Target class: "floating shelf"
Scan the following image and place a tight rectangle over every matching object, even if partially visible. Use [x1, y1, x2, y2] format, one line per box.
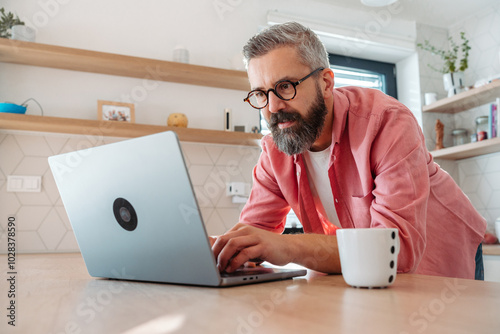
[0, 113, 262, 147]
[423, 80, 500, 114]
[0, 39, 250, 91]
[483, 245, 500, 256]
[431, 137, 500, 160]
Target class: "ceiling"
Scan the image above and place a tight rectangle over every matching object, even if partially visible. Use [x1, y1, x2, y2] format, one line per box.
[314, 0, 498, 28]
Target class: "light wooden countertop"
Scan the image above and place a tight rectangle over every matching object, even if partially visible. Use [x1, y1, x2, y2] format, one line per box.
[2, 253, 500, 334]
[483, 244, 500, 256]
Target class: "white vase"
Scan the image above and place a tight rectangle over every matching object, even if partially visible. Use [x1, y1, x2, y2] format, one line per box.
[443, 72, 464, 97]
[11, 25, 36, 42]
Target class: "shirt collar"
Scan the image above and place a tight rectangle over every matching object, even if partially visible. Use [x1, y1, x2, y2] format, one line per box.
[331, 88, 350, 145]
[292, 88, 349, 164]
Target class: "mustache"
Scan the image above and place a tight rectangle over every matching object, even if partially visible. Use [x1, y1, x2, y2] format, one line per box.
[268, 111, 301, 128]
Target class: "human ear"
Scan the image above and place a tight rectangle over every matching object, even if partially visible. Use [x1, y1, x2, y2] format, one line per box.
[320, 68, 335, 98]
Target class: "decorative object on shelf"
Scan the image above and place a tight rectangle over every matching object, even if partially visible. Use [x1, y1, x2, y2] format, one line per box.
[173, 45, 189, 64]
[11, 24, 35, 42]
[451, 128, 468, 146]
[417, 32, 470, 97]
[424, 92, 437, 105]
[476, 116, 489, 141]
[490, 101, 498, 139]
[483, 231, 499, 245]
[97, 100, 135, 123]
[0, 102, 26, 114]
[0, 7, 24, 39]
[234, 125, 245, 132]
[251, 126, 260, 134]
[224, 108, 232, 131]
[470, 133, 477, 143]
[0, 98, 44, 115]
[434, 119, 444, 150]
[442, 71, 464, 97]
[167, 113, 188, 127]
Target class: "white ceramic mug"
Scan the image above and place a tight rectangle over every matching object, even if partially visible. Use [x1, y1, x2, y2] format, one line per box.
[173, 45, 189, 64]
[337, 228, 400, 288]
[424, 92, 437, 105]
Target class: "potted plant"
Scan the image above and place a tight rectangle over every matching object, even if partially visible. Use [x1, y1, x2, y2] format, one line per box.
[417, 32, 471, 97]
[0, 8, 25, 38]
[0, 7, 34, 41]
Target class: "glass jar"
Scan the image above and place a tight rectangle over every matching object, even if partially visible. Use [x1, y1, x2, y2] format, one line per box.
[451, 128, 468, 146]
[475, 116, 489, 141]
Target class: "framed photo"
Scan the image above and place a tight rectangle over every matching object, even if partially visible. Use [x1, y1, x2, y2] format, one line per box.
[97, 100, 135, 123]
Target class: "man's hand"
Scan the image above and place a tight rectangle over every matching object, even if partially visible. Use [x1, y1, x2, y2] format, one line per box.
[212, 223, 293, 273]
[208, 236, 217, 247]
[212, 223, 342, 274]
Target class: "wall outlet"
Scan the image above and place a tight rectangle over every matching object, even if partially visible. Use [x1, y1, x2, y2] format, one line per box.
[226, 182, 250, 197]
[7, 175, 42, 192]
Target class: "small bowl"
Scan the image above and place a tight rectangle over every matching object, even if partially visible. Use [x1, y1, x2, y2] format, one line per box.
[0, 103, 27, 114]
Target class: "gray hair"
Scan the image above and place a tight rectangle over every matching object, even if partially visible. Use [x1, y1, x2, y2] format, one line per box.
[242, 22, 330, 70]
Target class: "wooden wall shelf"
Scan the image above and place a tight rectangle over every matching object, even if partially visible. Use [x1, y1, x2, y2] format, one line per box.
[0, 39, 250, 91]
[423, 80, 500, 114]
[0, 113, 263, 147]
[483, 245, 500, 256]
[431, 137, 500, 160]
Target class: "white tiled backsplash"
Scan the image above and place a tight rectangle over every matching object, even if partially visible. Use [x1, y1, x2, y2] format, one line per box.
[0, 130, 261, 253]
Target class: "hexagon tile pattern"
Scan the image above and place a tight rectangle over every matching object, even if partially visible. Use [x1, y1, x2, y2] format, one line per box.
[0, 130, 260, 254]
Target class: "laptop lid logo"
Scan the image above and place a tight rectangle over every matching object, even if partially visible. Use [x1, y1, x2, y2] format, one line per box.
[113, 198, 138, 231]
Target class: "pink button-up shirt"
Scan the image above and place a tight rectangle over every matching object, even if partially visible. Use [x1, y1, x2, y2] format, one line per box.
[240, 86, 486, 279]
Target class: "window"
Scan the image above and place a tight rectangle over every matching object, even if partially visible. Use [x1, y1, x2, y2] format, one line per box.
[329, 54, 397, 99]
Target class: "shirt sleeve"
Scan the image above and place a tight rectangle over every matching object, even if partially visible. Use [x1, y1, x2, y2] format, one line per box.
[239, 137, 291, 233]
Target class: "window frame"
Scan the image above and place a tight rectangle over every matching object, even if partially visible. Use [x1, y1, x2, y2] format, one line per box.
[328, 54, 398, 99]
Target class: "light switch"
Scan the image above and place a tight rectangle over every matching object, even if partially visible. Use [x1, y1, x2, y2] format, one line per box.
[226, 182, 250, 196]
[7, 175, 42, 192]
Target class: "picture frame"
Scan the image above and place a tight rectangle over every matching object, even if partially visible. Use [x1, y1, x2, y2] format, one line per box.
[97, 100, 135, 123]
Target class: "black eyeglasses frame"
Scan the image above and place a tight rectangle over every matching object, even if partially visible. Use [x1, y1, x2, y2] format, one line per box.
[243, 67, 325, 109]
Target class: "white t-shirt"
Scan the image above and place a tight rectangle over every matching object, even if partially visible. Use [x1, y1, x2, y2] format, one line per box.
[302, 146, 340, 227]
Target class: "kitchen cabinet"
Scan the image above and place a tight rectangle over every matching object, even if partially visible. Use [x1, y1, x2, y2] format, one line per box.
[0, 39, 261, 146]
[427, 80, 500, 160]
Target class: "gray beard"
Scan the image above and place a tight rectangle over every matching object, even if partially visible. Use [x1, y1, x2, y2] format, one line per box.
[268, 88, 327, 156]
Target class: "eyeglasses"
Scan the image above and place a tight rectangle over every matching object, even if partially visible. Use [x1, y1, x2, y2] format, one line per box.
[243, 67, 324, 109]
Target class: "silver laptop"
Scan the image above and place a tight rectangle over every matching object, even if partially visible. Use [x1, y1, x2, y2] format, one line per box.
[48, 131, 306, 287]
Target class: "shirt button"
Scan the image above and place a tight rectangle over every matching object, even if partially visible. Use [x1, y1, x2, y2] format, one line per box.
[335, 198, 338, 203]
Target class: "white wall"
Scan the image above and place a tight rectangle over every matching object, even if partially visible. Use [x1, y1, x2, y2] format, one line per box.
[1, 0, 272, 130]
[1, 0, 422, 131]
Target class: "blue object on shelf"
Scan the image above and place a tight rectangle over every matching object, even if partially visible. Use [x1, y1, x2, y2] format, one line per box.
[0, 103, 27, 114]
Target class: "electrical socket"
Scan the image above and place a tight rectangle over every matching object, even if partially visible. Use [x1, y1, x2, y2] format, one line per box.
[7, 175, 42, 192]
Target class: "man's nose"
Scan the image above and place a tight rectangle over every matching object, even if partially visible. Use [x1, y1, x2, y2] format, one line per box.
[267, 90, 286, 113]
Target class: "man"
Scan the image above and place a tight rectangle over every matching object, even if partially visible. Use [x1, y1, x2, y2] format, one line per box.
[212, 22, 486, 279]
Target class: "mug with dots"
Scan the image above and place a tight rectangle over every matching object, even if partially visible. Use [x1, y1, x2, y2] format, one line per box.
[337, 228, 400, 288]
